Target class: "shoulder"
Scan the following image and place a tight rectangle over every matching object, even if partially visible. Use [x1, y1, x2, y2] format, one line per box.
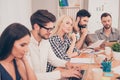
[49, 35, 58, 41]
[112, 28, 119, 32]
[95, 28, 103, 34]
[41, 39, 50, 46]
[49, 35, 59, 44]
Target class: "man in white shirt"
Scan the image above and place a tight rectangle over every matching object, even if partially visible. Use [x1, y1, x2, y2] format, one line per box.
[27, 9, 81, 80]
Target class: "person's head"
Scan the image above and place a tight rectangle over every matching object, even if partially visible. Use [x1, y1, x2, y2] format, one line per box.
[76, 9, 91, 29]
[30, 9, 56, 39]
[101, 13, 112, 29]
[52, 15, 73, 35]
[0, 23, 31, 60]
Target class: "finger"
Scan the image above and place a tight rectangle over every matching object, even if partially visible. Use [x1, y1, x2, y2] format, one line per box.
[74, 71, 82, 78]
[76, 17, 80, 22]
[71, 71, 81, 78]
[74, 67, 80, 71]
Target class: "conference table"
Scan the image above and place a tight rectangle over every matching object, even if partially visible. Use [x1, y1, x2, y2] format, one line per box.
[74, 43, 120, 80]
[76, 53, 120, 80]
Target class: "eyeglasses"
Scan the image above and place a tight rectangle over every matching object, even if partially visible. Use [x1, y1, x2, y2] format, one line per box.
[37, 23, 55, 32]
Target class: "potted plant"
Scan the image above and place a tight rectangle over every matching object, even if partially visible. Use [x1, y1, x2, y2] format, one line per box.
[111, 43, 120, 60]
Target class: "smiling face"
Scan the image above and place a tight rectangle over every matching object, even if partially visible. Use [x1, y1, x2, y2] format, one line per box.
[11, 35, 30, 59]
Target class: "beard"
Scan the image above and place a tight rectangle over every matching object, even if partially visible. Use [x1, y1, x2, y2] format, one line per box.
[38, 32, 49, 40]
[104, 25, 111, 29]
[78, 23, 87, 29]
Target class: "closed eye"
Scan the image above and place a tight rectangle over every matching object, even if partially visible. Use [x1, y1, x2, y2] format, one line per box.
[20, 43, 28, 47]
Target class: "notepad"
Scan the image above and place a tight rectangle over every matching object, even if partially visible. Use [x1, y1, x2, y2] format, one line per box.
[70, 58, 95, 64]
[102, 77, 111, 80]
[112, 66, 120, 75]
[104, 73, 113, 77]
[88, 40, 105, 49]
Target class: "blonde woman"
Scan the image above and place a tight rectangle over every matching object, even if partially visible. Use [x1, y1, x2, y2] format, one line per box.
[47, 15, 81, 72]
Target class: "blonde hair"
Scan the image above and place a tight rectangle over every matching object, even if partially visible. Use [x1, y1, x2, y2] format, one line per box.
[51, 15, 74, 36]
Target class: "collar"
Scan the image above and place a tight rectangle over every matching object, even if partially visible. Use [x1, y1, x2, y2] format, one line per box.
[100, 28, 116, 34]
[30, 33, 40, 46]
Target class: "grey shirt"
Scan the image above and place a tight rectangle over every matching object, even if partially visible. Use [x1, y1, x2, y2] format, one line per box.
[95, 28, 120, 42]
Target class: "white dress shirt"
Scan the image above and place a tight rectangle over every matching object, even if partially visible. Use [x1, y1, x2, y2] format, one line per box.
[26, 34, 67, 80]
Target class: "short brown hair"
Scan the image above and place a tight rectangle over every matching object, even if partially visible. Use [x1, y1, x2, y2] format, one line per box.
[101, 13, 112, 19]
[30, 10, 56, 29]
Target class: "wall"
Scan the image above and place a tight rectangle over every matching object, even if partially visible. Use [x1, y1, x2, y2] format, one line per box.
[32, 0, 84, 19]
[119, 1, 120, 33]
[0, 0, 32, 34]
[58, 0, 84, 19]
[0, 0, 119, 34]
[87, 0, 119, 33]
[32, 0, 58, 18]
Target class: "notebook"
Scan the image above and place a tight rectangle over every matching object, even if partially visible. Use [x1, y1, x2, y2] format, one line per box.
[88, 40, 105, 49]
[70, 58, 95, 64]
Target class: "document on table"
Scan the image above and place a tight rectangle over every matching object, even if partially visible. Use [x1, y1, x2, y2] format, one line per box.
[88, 40, 105, 49]
[81, 48, 94, 54]
[70, 58, 95, 64]
[112, 66, 120, 75]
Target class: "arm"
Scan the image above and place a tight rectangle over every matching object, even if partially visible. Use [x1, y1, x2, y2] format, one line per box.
[76, 28, 88, 49]
[49, 36, 70, 60]
[35, 70, 61, 80]
[48, 41, 67, 67]
[26, 45, 62, 80]
[16, 59, 27, 80]
[16, 56, 37, 80]
[67, 33, 76, 55]
[22, 56, 37, 80]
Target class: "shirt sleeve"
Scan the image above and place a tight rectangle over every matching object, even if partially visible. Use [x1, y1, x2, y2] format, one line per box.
[35, 70, 61, 80]
[26, 51, 62, 80]
[47, 40, 67, 67]
[49, 36, 70, 60]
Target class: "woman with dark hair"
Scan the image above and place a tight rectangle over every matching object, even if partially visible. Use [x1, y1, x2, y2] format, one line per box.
[0, 23, 37, 80]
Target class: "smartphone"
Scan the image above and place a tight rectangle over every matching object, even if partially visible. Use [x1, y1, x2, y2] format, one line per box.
[69, 70, 86, 80]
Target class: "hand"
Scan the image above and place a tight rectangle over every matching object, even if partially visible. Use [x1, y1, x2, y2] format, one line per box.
[80, 28, 88, 37]
[68, 52, 79, 58]
[70, 33, 77, 43]
[74, 17, 80, 27]
[15, 56, 26, 66]
[74, 17, 80, 32]
[21, 55, 27, 62]
[65, 61, 81, 70]
[55, 67, 82, 79]
[61, 68, 82, 78]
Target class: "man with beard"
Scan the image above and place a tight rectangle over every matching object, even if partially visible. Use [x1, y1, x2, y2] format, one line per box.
[95, 13, 120, 42]
[73, 9, 91, 49]
[27, 9, 81, 80]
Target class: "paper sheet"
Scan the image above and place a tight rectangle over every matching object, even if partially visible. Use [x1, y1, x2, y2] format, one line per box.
[70, 58, 95, 64]
[81, 48, 94, 54]
[112, 66, 120, 75]
[88, 40, 105, 48]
